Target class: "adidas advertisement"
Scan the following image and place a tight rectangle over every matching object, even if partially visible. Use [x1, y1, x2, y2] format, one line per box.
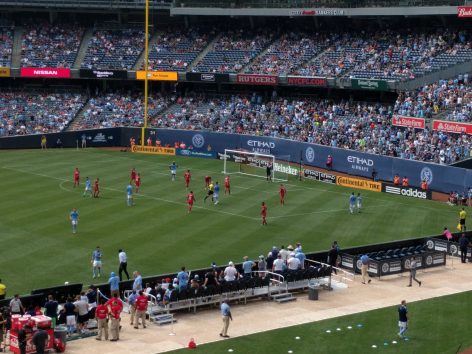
[382, 184, 432, 200]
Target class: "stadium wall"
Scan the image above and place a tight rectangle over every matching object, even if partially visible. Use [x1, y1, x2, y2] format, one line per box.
[2, 127, 471, 193]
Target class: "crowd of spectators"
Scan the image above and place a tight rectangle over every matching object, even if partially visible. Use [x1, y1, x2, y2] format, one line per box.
[21, 23, 83, 68]
[0, 26, 13, 68]
[81, 28, 145, 70]
[0, 92, 86, 136]
[395, 73, 472, 121]
[192, 28, 274, 73]
[144, 28, 214, 72]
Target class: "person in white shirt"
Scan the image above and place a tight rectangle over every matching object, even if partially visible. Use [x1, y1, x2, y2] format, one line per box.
[287, 253, 301, 271]
[278, 245, 289, 262]
[118, 249, 130, 281]
[224, 262, 239, 282]
[272, 254, 285, 274]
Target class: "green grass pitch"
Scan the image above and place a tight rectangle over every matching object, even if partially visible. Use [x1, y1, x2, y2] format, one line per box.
[0, 148, 460, 295]
[167, 290, 472, 354]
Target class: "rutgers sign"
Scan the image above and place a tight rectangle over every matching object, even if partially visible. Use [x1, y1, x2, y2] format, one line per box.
[458, 6, 472, 17]
[433, 120, 472, 135]
[236, 74, 278, 86]
[392, 115, 425, 129]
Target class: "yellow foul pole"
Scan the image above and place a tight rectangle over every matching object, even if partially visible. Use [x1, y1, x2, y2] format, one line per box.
[141, 0, 149, 147]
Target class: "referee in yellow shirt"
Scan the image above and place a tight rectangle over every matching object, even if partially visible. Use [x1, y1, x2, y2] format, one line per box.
[204, 182, 214, 203]
[459, 207, 467, 232]
[0, 279, 6, 300]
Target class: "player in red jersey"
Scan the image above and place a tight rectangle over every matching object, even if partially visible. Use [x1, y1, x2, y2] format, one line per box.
[279, 184, 286, 206]
[184, 170, 191, 190]
[261, 202, 267, 225]
[93, 178, 100, 198]
[73, 168, 80, 187]
[130, 168, 137, 184]
[204, 175, 211, 188]
[187, 191, 195, 213]
[135, 173, 141, 193]
[224, 175, 231, 195]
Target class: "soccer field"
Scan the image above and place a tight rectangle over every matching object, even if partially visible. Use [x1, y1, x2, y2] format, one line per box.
[0, 148, 459, 295]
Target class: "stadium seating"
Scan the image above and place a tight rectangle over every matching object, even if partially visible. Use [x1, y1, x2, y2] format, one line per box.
[81, 27, 145, 70]
[21, 22, 83, 68]
[0, 25, 13, 68]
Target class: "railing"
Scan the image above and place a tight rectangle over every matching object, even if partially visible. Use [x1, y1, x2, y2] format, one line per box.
[175, 0, 465, 8]
[306, 259, 354, 287]
[0, 0, 172, 9]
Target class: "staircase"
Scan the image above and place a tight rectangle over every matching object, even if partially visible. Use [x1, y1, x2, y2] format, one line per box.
[133, 32, 160, 70]
[238, 37, 278, 74]
[65, 99, 90, 131]
[270, 291, 297, 303]
[186, 33, 222, 72]
[73, 28, 94, 69]
[11, 27, 24, 68]
[149, 313, 177, 326]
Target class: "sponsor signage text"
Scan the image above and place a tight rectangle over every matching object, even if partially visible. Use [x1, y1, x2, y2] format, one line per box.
[236, 74, 278, 86]
[136, 71, 178, 81]
[287, 76, 327, 87]
[186, 72, 230, 83]
[20, 67, 71, 78]
[382, 184, 432, 200]
[303, 169, 336, 184]
[131, 145, 176, 155]
[458, 6, 472, 17]
[176, 149, 216, 159]
[433, 120, 472, 135]
[289, 9, 345, 16]
[336, 176, 381, 192]
[80, 69, 127, 79]
[351, 78, 388, 91]
[0, 67, 10, 77]
[392, 115, 425, 129]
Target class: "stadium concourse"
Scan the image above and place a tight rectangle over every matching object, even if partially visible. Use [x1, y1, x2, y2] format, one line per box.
[62, 260, 472, 354]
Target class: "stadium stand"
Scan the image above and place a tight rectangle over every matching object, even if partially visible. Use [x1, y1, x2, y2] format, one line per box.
[0, 92, 86, 136]
[81, 27, 145, 70]
[143, 28, 214, 71]
[20, 22, 84, 68]
[0, 25, 13, 68]
[192, 28, 275, 73]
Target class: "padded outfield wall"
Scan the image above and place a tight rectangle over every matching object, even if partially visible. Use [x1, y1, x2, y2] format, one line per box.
[1, 127, 472, 194]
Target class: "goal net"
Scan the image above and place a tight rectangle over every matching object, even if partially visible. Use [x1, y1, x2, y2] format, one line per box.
[222, 149, 294, 182]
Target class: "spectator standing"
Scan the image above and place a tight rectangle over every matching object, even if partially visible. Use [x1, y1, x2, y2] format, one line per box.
[108, 272, 120, 298]
[203, 267, 220, 294]
[132, 271, 142, 291]
[9, 294, 24, 315]
[398, 300, 408, 339]
[272, 254, 285, 275]
[32, 328, 48, 354]
[278, 246, 289, 263]
[328, 244, 339, 274]
[134, 291, 148, 329]
[73, 295, 89, 333]
[177, 266, 190, 291]
[295, 249, 306, 270]
[459, 233, 470, 263]
[128, 290, 137, 326]
[118, 249, 130, 281]
[0, 279, 6, 299]
[44, 295, 58, 328]
[287, 252, 300, 272]
[219, 300, 232, 338]
[63, 297, 76, 336]
[360, 254, 371, 284]
[242, 256, 255, 278]
[95, 299, 108, 341]
[106, 294, 123, 341]
[257, 255, 266, 276]
[17, 325, 31, 354]
[224, 262, 239, 283]
[407, 257, 422, 287]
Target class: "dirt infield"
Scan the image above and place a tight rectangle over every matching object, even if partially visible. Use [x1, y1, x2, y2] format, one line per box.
[61, 258, 472, 354]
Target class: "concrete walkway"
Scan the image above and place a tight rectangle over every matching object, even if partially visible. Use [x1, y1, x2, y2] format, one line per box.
[64, 258, 472, 354]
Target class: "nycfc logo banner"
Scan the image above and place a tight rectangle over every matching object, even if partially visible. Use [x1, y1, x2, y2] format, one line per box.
[420, 167, 433, 185]
[192, 134, 205, 149]
[305, 147, 315, 163]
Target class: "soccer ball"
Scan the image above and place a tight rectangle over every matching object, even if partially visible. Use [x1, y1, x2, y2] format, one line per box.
[64, 281, 69, 285]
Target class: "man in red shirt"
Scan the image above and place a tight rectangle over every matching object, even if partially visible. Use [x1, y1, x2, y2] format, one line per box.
[130, 168, 137, 184]
[73, 168, 80, 188]
[134, 291, 148, 329]
[261, 202, 267, 225]
[106, 294, 123, 341]
[135, 173, 141, 193]
[184, 170, 191, 190]
[204, 176, 211, 188]
[402, 176, 409, 187]
[93, 178, 100, 198]
[224, 176, 231, 195]
[187, 191, 195, 213]
[280, 184, 286, 206]
[95, 299, 108, 341]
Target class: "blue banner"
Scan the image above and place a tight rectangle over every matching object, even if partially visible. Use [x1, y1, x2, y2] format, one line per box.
[176, 149, 216, 159]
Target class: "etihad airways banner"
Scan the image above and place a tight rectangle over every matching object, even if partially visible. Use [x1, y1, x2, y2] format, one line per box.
[20, 68, 71, 78]
[433, 120, 472, 135]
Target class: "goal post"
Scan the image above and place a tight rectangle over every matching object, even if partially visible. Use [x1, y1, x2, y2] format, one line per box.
[222, 149, 294, 182]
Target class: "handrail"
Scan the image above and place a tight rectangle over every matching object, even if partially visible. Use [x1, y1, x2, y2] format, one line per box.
[306, 259, 355, 284]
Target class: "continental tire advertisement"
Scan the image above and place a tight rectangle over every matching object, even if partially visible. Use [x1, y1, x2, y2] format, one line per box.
[131, 145, 175, 155]
[336, 176, 381, 192]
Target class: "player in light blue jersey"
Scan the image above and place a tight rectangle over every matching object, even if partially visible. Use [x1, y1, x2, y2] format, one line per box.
[92, 246, 102, 278]
[349, 192, 357, 214]
[70, 208, 79, 234]
[126, 183, 134, 206]
[213, 182, 220, 205]
[356, 193, 362, 213]
[169, 162, 178, 181]
[83, 177, 92, 197]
